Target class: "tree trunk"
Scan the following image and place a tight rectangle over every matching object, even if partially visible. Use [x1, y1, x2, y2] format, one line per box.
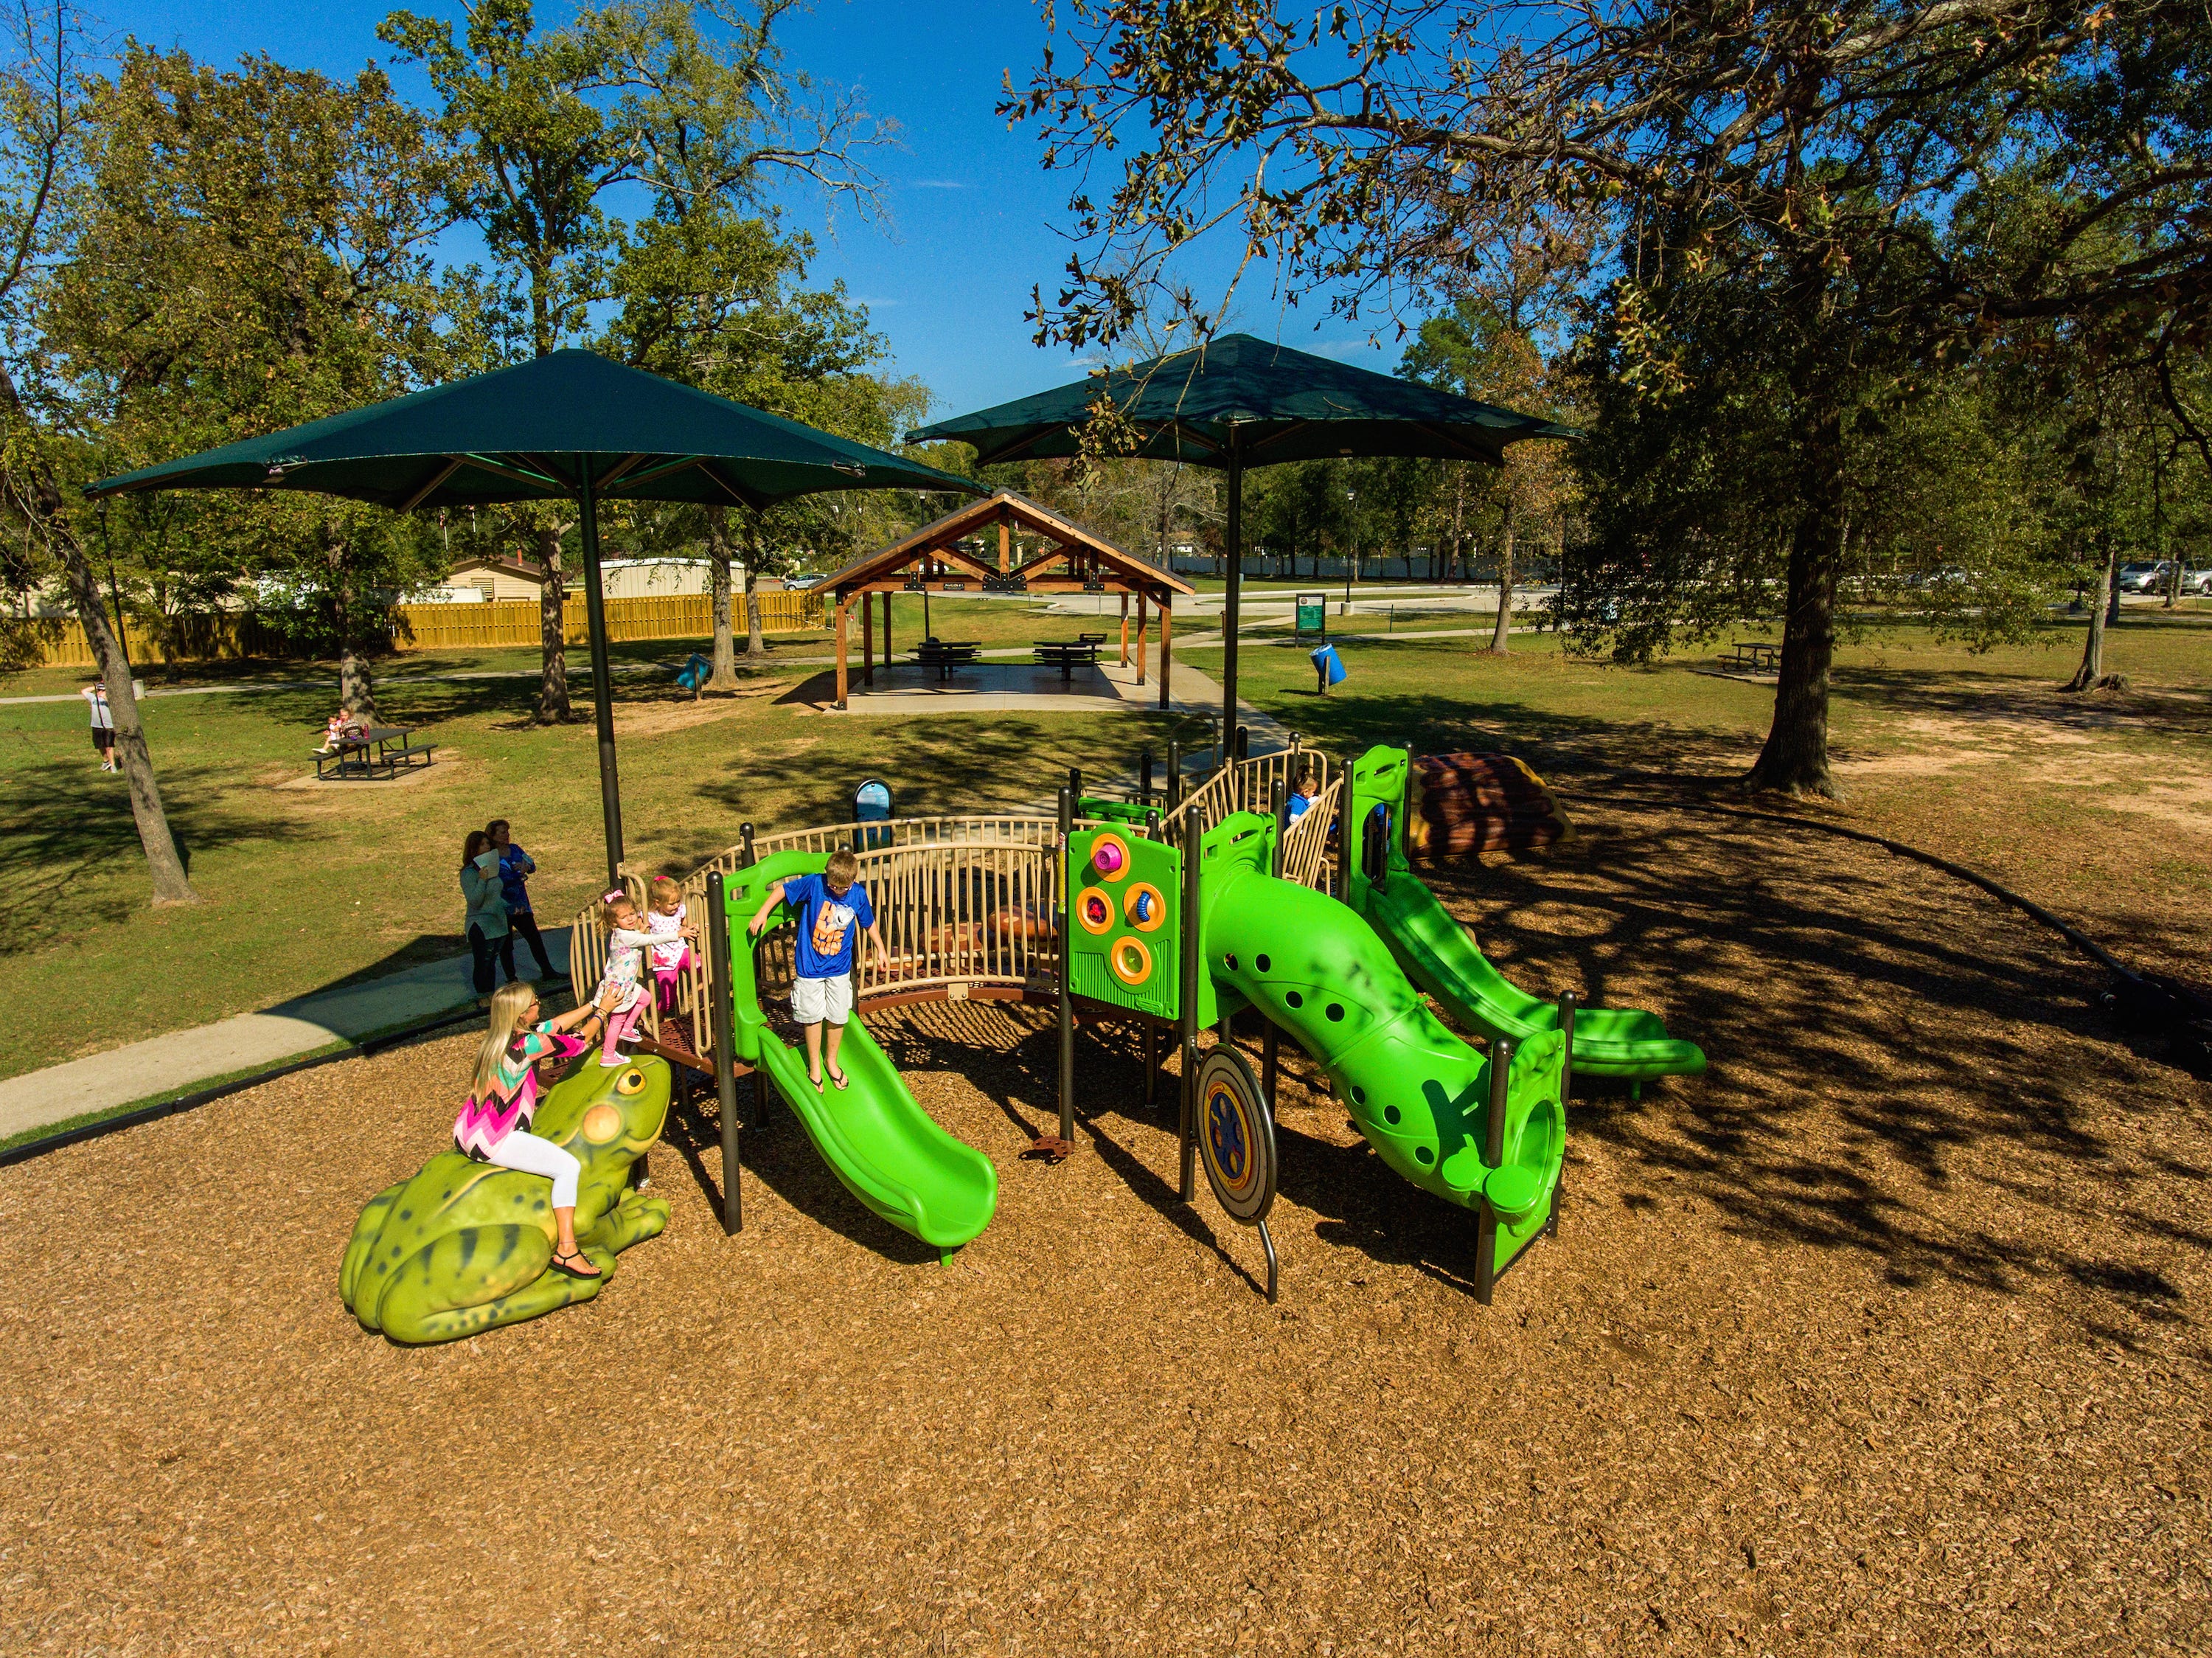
[62, 513, 198, 903]
[3, 368, 195, 901]
[1489, 494, 1517, 653]
[1745, 406, 1846, 797]
[2064, 535, 2118, 691]
[327, 520, 377, 724]
[706, 506, 739, 690]
[1449, 467, 1467, 583]
[534, 524, 571, 722]
[744, 565, 765, 656]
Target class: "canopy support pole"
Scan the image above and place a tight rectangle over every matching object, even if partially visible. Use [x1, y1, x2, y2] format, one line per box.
[835, 597, 849, 710]
[577, 461, 625, 887]
[863, 591, 874, 687]
[1159, 598, 1172, 710]
[1135, 590, 1148, 684]
[1222, 435, 1243, 743]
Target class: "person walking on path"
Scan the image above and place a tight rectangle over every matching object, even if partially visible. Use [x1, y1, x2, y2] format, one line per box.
[487, 819, 555, 980]
[82, 680, 116, 772]
[460, 829, 516, 998]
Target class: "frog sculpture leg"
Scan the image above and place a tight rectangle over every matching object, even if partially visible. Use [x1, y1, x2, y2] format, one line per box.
[340, 1056, 672, 1345]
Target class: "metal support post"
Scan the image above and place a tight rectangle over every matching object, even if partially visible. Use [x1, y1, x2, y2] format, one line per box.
[1140, 747, 1155, 808]
[1178, 803, 1203, 1201]
[706, 872, 741, 1234]
[1057, 786, 1075, 1145]
[1166, 739, 1183, 811]
[577, 462, 625, 887]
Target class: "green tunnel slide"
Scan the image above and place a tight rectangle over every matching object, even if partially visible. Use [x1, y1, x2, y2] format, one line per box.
[1344, 746, 1708, 1081]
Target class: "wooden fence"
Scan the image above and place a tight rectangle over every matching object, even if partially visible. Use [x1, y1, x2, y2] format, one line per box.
[2, 590, 827, 669]
[393, 592, 824, 652]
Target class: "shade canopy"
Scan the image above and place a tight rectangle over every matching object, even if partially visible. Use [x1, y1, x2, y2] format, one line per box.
[908, 332, 1576, 469]
[87, 349, 981, 510]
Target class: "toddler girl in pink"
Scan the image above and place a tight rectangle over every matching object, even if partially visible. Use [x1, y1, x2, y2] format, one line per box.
[644, 875, 698, 1014]
[592, 890, 660, 1067]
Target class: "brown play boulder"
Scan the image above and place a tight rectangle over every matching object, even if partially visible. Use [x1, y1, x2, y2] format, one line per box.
[1408, 752, 1572, 859]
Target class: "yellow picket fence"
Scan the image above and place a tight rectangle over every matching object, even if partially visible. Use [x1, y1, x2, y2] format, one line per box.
[392, 592, 825, 651]
[2, 591, 826, 667]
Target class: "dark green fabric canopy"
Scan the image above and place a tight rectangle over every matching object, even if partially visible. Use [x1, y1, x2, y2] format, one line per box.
[908, 332, 1576, 468]
[911, 331, 1575, 743]
[87, 350, 981, 887]
[88, 349, 981, 509]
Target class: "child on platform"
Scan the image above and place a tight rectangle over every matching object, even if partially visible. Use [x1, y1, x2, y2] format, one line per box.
[746, 847, 888, 1092]
[591, 889, 661, 1068]
[1285, 762, 1321, 821]
[644, 875, 698, 1013]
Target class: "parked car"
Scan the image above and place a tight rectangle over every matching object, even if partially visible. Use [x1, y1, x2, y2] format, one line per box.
[2115, 560, 2175, 594]
[2185, 566, 2212, 596]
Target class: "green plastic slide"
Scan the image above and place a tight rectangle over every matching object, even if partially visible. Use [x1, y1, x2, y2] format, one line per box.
[721, 853, 998, 1254]
[1198, 816, 1563, 1265]
[1345, 747, 1707, 1081]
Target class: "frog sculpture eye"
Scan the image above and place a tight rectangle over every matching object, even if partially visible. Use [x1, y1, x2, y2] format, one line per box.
[615, 1069, 647, 1097]
[581, 1103, 624, 1144]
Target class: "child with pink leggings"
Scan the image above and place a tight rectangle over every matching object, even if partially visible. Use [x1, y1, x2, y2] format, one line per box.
[644, 875, 698, 1014]
[591, 890, 659, 1066]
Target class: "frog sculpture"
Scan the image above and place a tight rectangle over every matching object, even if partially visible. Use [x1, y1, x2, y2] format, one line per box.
[340, 1053, 672, 1344]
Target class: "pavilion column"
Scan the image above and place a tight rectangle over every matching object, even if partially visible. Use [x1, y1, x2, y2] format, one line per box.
[835, 595, 849, 710]
[863, 591, 874, 687]
[1135, 591, 1148, 684]
[885, 589, 894, 671]
[1119, 593, 1130, 665]
[1158, 599, 1172, 710]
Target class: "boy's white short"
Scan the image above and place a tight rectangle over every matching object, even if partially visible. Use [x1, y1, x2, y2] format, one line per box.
[792, 974, 853, 1026]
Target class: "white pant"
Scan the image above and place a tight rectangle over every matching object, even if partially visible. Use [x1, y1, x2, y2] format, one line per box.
[486, 1128, 582, 1210]
[792, 973, 853, 1025]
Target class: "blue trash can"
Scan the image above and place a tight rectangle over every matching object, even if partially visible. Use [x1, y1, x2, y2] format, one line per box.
[1310, 643, 1346, 690]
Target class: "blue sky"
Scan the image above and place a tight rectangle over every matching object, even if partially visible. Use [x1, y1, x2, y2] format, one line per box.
[91, 0, 1406, 420]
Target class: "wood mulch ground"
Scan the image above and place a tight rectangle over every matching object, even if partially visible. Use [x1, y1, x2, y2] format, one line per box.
[2, 796, 2207, 1655]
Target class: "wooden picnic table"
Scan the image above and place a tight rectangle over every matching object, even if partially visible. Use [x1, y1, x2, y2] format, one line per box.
[1034, 639, 1104, 682]
[910, 639, 983, 682]
[315, 723, 437, 781]
[1728, 642, 1781, 673]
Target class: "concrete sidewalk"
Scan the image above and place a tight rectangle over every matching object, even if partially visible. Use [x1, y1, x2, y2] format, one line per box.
[0, 929, 571, 1144]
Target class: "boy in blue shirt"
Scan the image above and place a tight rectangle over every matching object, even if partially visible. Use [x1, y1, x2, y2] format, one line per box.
[746, 847, 888, 1090]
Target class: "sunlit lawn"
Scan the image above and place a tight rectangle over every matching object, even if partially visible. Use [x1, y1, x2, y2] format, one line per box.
[4, 606, 2205, 1081]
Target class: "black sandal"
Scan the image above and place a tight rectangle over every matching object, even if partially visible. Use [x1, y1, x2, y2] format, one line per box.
[826, 1066, 849, 1090]
[549, 1248, 602, 1281]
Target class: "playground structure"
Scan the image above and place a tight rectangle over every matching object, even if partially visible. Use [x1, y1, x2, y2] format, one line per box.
[567, 738, 1708, 1305]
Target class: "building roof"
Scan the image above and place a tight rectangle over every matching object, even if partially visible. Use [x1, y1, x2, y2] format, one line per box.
[807, 490, 1195, 599]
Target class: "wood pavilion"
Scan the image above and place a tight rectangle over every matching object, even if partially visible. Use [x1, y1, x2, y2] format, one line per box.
[809, 490, 1197, 710]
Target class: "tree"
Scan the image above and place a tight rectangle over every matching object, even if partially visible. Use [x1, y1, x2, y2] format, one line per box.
[0, 1, 193, 901]
[1009, 0, 2211, 795]
[385, 0, 886, 717]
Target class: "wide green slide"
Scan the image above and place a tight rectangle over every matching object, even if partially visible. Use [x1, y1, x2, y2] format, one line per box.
[1200, 816, 1564, 1263]
[721, 852, 998, 1253]
[1346, 747, 1707, 1081]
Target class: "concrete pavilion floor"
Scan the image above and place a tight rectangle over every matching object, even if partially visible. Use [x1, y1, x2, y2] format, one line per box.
[804, 656, 1212, 717]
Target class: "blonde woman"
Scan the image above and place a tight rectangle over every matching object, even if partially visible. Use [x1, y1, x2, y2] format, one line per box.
[452, 981, 615, 1280]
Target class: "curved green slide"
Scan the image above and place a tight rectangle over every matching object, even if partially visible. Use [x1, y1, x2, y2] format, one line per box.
[720, 852, 997, 1253]
[1345, 747, 1706, 1081]
[1197, 815, 1565, 1266]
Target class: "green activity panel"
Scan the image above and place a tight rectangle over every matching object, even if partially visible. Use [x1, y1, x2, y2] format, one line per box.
[1065, 825, 1180, 1021]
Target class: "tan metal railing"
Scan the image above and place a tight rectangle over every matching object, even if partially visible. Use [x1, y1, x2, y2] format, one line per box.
[1160, 745, 1333, 839]
[1281, 775, 1342, 891]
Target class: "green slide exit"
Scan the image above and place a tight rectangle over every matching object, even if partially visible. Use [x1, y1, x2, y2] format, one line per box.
[1346, 747, 1707, 1081]
[721, 853, 998, 1252]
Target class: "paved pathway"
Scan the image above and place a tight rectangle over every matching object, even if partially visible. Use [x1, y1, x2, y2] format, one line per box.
[0, 931, 571, 1144]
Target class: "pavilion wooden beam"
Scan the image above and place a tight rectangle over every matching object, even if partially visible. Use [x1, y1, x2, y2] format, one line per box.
[1119, 593, 1129, 665]
[835, 595, 849, 710]
[999, 519, 1010, 573]
[1136, 590, 1148, 685]
[863, 590, 874, 687]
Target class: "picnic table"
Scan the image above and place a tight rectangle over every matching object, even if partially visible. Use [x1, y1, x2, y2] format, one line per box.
[910, 639, 983, 681]
[1727, 642, 1781, 674]
[1033, 637, 1106, 683]
[314, 724, 437, 781]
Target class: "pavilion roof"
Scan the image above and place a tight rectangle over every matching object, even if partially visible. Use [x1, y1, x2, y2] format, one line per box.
[807, 489, 1195, 599]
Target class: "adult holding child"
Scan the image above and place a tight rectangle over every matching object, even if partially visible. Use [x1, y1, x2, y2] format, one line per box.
[486, 819, 556, 981]
[459, 828, 516, 998]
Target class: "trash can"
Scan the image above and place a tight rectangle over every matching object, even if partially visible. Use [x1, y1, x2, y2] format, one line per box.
[1310, 642, 1346, 693]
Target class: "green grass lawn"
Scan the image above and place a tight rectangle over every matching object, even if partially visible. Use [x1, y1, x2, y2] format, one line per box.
[4, 606, 2205, 1083]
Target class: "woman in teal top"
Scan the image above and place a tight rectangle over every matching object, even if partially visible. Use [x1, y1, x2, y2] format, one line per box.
[459, 829, 516, 996]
